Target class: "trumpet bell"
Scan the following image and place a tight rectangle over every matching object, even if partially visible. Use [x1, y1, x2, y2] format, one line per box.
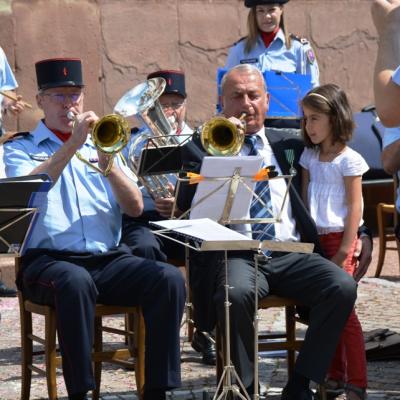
[92, 114, 130, 154]
[200, 116, 244, 156]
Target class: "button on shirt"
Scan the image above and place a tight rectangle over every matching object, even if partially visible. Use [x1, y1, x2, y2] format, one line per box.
[4, 120, 138, 253]
[225, 29, 320, 88]
[241, 129, 299, 242]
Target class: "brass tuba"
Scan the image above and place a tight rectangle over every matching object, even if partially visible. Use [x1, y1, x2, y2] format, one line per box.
[199, 114, 246, 156]
[125, 77, 180, 199]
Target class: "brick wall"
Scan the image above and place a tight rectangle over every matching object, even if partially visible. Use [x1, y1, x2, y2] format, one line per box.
[0, 0, 378, 132]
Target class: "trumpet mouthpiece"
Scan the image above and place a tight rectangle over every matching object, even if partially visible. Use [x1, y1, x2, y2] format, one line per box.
[67, 111, 76, 121]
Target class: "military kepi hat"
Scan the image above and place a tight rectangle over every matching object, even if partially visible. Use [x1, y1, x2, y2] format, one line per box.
[35, 58, 84, 91]
[147, 70, 186, 98]
[245, 0, 289, 7]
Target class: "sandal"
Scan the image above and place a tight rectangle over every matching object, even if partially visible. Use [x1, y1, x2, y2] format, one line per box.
[345, 384, 368, 400]
[324, 378, 345, 398]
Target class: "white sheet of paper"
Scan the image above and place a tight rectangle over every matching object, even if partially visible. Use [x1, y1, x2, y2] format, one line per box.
[189, 156, 263, 221]
[150, 218, 254, 243]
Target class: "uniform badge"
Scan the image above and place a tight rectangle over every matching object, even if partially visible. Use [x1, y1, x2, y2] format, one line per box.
[29, 153, 50, 162]
[240, 58, 258, 65]
[306, 49, 315, 65]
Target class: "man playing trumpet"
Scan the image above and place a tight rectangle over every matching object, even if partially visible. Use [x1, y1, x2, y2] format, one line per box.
[178, 64, 372, 399]
[3, 58, 185, 400]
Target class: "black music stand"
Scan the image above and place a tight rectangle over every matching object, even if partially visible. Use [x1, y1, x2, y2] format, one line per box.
[0, 174, 51, 255]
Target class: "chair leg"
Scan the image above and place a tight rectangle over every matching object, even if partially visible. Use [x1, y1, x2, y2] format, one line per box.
[45, 309, 58, 400]
[375, 237, 386, 277]
[92, 316, 102, 400]
[285, 306, 296, 379]
[135, 310, 145, 400]
[375, 205, 386, 277]
[19, 303, 32, 400]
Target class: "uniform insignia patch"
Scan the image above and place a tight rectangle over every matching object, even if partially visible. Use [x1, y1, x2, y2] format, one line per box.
[240, 58, 258, 64]
[306, 49, 315, 65]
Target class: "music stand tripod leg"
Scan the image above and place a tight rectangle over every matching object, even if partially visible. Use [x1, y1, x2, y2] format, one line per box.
[253, 252, 270, 400]
[213, 251, 250, 400]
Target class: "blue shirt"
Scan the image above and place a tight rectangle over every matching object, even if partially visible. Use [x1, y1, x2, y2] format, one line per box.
[225, 29, 320, 87]
[4, 120, 138, 253]
[383, 126, 400, 212]
[0, 47, 18, 120]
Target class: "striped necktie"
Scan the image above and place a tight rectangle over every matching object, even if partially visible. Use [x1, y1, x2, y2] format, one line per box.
[244, 135, 276, 242]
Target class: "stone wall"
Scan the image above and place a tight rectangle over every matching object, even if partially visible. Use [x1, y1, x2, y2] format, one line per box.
[0, 0, 378, 132]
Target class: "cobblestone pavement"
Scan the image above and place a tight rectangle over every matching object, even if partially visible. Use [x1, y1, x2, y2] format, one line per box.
[0, 239, 399, 399]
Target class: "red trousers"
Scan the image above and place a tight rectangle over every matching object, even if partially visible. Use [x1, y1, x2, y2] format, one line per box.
[319, 232, 367, 388]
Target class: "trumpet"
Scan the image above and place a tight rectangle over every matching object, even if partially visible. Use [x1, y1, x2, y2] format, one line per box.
[199, 113, 246, 156]
[67, 111, 130, 155]
[67, 94, 132, 176]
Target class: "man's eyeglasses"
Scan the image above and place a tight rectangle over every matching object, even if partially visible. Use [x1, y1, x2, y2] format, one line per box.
[42, 92, 83, 104]
[160, 101, 185, 110]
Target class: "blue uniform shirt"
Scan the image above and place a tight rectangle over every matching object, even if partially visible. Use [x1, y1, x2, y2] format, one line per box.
[225, 29, 320, 87]
[392, 65, 400, 86]
[4, 120, 138, 253]
[0, 46, 18, 120]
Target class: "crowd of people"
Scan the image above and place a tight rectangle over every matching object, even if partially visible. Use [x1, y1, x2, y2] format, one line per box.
[0, 0, 399, 400]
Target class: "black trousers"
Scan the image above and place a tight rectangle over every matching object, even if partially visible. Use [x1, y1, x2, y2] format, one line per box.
[193, 250, 357, 387]
[121, 215, 185, 263]
[19, 245, 186, 396]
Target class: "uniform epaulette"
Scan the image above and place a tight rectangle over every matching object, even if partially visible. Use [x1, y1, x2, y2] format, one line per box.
[233, 36, 247, 46]
[290, 33, 309, 45]
[0, 131, 30, 145]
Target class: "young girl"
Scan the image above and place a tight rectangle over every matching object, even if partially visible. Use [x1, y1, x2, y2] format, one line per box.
[299, 84, 369, 400]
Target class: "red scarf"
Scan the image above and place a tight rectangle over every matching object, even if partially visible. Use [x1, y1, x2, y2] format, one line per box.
[49, 128, 71, 143]
[260, 26, 280, 48]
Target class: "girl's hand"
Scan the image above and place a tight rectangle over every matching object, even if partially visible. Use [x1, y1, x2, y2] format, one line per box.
[330, 251, 347, 269]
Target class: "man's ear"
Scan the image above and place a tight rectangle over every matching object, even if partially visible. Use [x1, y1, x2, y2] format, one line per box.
[36, 93, 43, 110]
[264, 92, 271, 113]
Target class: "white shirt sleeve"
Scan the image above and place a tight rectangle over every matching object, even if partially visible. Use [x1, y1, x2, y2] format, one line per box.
[341, 151, 369, 176]
[299, 147, 312, 169]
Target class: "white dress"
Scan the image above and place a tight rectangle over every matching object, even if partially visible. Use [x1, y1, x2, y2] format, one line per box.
[299, 146, 369, 234]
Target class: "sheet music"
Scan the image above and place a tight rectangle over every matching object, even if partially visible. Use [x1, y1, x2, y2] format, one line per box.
[190, 156, 263, 221]
[150, 218, 254, 243]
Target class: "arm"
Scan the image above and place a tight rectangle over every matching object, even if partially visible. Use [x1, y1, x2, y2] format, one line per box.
[300, 167, 309, 208]
[372, 0, 400, 126]
[331, 175, 363, 268]
[98, 152, 143, 218]
[382, 137, 400, 174]
[29, 111, 96, 182]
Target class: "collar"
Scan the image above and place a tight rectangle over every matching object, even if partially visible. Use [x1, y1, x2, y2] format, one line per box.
[32, 119, 94, 148]
[257, 28, 285, 48]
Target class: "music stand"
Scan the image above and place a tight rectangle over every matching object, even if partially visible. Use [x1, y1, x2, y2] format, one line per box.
[151, 156, 309, 400]
[0, 174, 52, 256]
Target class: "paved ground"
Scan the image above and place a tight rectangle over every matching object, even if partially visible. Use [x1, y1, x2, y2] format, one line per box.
[0, 238, 399, 400]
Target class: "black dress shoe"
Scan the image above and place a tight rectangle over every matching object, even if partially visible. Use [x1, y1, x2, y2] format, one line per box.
[191, 330, 216, 366]
[0, 281, 17, 297]
[281, 385, 314, 400]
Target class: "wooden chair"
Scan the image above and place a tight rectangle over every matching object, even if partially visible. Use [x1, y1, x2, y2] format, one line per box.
[216, 295, 326, 399]
[15, 257, 145, 400]
[375, 175, 400, 277]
